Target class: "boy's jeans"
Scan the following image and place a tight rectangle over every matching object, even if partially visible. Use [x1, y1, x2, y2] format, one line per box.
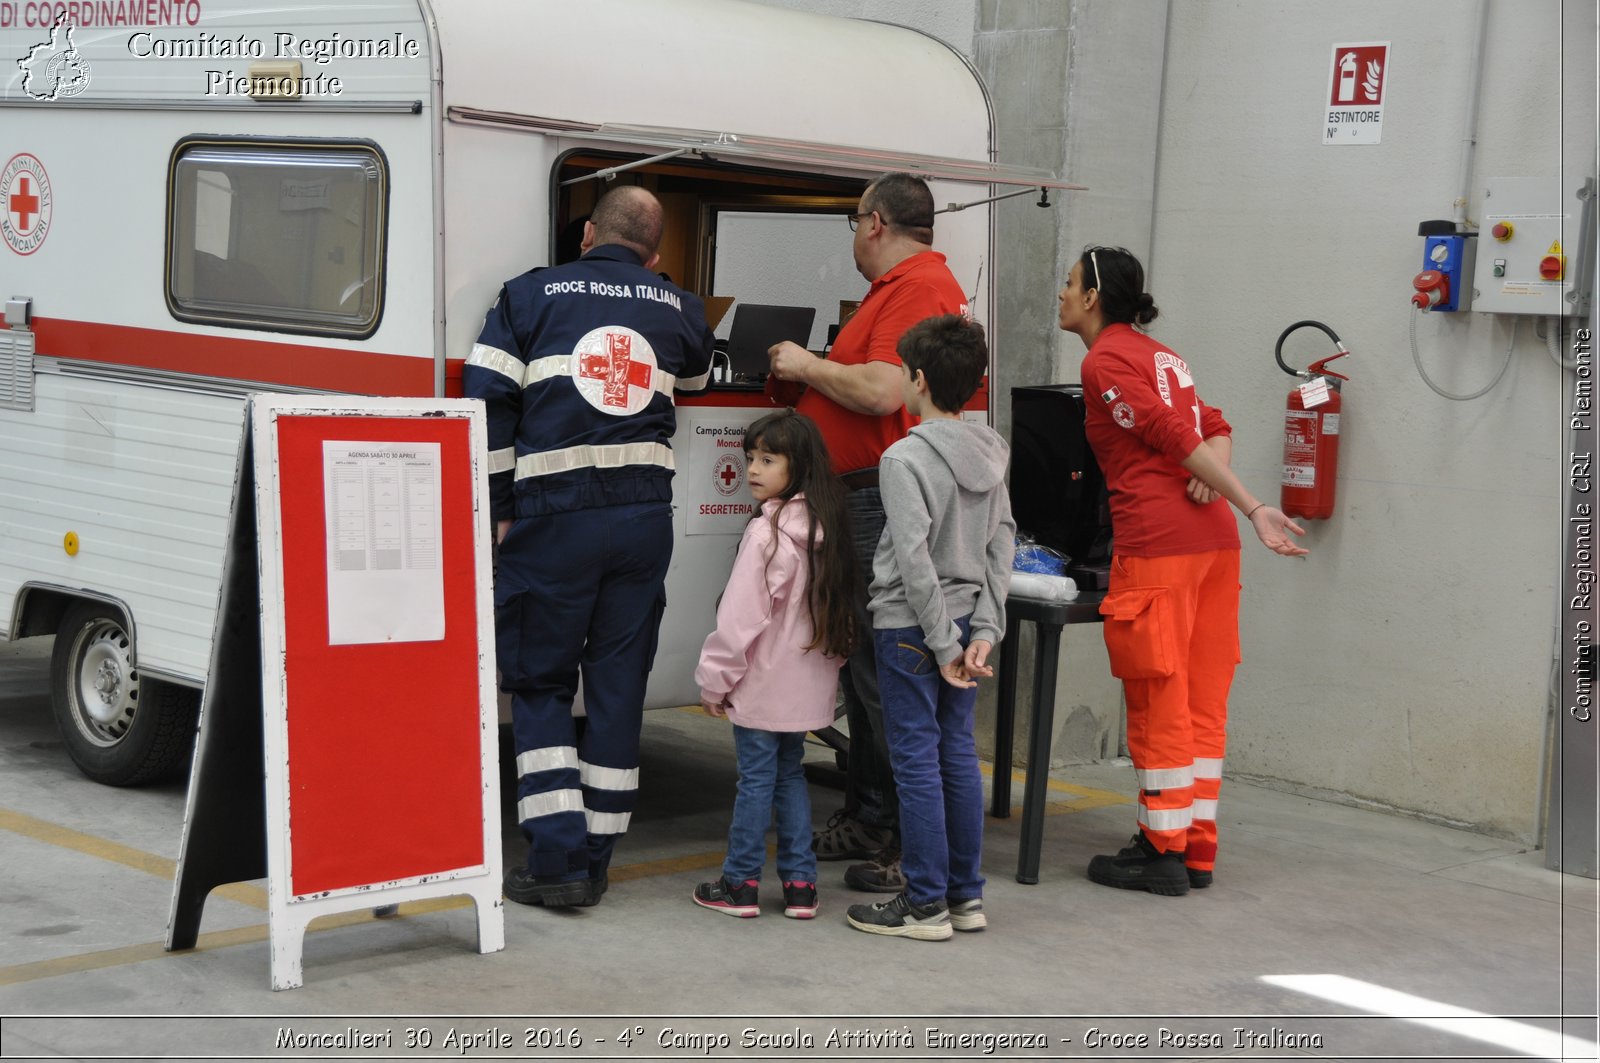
[723, 725, 816, 884]
[875, 616, 985, 907]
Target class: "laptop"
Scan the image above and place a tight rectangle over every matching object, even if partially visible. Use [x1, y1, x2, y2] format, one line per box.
[720, 303, 817, 389]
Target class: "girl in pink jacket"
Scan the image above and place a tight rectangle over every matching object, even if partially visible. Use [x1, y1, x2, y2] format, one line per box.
[693, 411, 856, 920]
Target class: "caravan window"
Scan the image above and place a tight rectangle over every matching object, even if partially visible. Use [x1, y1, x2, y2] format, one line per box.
[555, 151, 864, 347]
[708, 210, 863, 350]
[166, 141, 387, 338]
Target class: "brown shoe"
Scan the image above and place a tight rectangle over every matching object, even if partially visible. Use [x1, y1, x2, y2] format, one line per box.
[812, 810, 892, 861]
[844, 847, 904, 892]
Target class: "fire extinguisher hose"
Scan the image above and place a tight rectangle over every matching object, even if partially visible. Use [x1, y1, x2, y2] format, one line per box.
[1275, 320, 1347, 378]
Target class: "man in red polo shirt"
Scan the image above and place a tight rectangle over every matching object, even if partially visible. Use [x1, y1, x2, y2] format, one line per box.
[767, 172, 969, 893]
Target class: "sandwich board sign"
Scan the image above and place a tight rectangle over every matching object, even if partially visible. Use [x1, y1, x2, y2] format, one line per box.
[166, 396, 504, 990]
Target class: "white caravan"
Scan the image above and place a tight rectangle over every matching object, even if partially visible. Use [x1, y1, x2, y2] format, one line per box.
[0, 0, 1068, 784]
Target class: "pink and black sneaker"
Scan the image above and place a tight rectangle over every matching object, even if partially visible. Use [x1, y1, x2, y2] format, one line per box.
[781, 881, 818, 919]
[693, 876, 760, 917]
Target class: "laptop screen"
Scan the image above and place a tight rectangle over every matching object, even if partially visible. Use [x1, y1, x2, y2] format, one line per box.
[724, 304, 818, 383]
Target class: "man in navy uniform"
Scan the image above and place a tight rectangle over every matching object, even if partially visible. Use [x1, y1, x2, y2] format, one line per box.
[466, 186, 713, 907]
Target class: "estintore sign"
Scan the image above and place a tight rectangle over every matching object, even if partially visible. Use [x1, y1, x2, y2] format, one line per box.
[1323, 42, 1389, 145]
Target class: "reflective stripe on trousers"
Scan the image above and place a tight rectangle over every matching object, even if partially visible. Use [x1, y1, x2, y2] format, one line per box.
[497, 502, 671, 879]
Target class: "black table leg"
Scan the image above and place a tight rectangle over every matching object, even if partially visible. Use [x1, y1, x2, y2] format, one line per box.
[1017, 621, 1063, 884]
[991, 617, 1021, 818]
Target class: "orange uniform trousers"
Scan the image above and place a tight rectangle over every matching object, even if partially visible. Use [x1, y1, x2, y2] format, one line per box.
[1100, 548, 1240, 871]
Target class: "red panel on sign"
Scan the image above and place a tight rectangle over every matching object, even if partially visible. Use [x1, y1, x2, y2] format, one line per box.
[1330, 45, 1387, 106]
[275, 415, 485, 896]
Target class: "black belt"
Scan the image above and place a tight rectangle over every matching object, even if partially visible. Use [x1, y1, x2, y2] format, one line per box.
[839, 468, 879, 491]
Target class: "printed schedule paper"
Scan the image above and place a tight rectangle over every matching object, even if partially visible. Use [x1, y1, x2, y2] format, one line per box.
[322, 441, 444, 645]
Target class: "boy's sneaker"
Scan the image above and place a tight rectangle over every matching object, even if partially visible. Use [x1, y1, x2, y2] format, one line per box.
[692, 877, 760, 918]
[1087, 834, 1190, 896]
[948, 897, 987, 932]
[1187, 867, 1213, 889]
[846, 893, 952, 940]
[812, 809, 893, 861]
[843, 847, 903, 893]
[781, 881, 818, 919]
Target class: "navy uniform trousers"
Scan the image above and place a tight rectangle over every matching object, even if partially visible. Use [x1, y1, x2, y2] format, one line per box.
[495, 500, 672, 882]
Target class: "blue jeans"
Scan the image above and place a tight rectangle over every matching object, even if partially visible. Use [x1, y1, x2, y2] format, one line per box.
[876, 617, 985, 907]
[723, 725, 816, 884]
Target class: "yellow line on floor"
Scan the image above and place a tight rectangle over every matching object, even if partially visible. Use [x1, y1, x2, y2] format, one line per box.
[0, 759, 1128, 987]
[0, 807, 267, 909]
[0, 897, 470, 987]
[609, 849, 725, 883]
[977, 760, 1132, 804]
[1044, 792, 1130, 816]
[0, 806, 176, 877]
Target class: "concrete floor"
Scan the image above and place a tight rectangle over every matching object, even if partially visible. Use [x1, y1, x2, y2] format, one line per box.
[1, 634, 1596, 1062]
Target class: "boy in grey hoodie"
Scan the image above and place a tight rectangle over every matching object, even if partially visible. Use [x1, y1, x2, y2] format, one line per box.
[846, 314, 1016, 941]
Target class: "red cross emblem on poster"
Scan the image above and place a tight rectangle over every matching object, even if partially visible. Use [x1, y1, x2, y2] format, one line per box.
[712, 453, 743, 497]
[572, 325, 658, 416]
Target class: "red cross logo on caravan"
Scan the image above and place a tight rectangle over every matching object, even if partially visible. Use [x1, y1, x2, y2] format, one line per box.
[572, 325, 658, 415]
[2, 153, 53, 256]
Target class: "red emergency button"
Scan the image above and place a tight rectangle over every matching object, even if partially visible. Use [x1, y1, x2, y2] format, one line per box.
[1491, 222, 1514, 241]
[1541, 254, 1566, 280]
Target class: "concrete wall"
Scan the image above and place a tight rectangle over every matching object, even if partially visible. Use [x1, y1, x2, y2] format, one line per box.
[1124, 0, 1591, 843]
[970, 0, 1170, 776]
[740, 0, 974, 54]
[745, 0, 1594, 844]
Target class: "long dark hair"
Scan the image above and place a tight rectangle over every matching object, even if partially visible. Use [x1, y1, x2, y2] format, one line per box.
[1080, 245, 1160, 328]
[743, 410, 857, 658]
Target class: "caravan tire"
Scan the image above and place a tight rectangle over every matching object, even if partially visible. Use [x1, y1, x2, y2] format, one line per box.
[50, 602, 199, 786]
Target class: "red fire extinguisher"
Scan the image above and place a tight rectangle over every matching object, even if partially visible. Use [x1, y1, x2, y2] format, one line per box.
[1275, 320, 1350, 521]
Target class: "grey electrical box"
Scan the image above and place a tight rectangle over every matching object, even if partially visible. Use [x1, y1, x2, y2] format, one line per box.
[1472, 177, 1587, 316]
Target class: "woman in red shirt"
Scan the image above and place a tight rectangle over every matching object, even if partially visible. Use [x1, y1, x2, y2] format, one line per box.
[1058, 245, 1306, 896]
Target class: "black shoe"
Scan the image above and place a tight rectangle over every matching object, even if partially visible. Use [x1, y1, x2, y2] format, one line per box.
[503, 866, 599, 908]
[846, 892, 952, 940]
[692, 876, 760, 918]
[1187, 867, 1213, 889]
[1087, 834, 1190, 896]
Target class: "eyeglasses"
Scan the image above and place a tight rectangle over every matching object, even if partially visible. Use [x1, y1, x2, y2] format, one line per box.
[846, 210, 877, 232]
[1089, 249, 1103, 292]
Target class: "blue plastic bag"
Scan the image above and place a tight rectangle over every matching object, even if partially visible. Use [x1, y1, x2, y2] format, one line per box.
[1013, 536, 1068, 575]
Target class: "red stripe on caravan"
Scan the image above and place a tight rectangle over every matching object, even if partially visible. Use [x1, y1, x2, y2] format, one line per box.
[32, 318, 437, 396]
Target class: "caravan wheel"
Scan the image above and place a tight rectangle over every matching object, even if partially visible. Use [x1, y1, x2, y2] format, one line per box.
[50, 602, 199, 786]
